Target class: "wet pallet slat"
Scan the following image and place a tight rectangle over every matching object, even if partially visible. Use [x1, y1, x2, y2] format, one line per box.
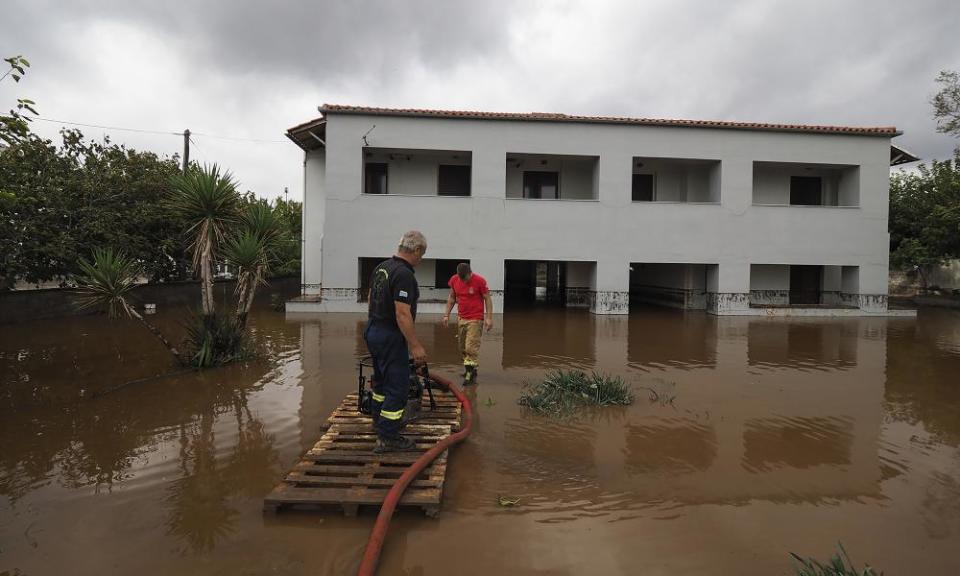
[264, 388, 460, 517]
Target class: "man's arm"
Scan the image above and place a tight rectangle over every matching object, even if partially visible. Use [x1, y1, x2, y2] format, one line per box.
[483, 293, 494, 331]
[442, 291, 456, 327]
[395, 301, 427, 364]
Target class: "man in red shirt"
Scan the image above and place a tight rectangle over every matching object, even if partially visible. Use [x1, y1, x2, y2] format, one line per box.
[442, 262, 493, 385]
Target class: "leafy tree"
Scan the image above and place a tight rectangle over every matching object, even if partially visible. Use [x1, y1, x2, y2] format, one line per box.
[0, 54, 37, 146]
[889, 150, 960, 285]
[0, 130, 189, 289]
[932, 70, 960, 137]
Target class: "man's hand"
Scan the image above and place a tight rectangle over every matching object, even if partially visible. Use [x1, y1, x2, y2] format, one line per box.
[441, 315, 450, 328]
[410, 343, 428, 365]
[484, 317, 493, 332]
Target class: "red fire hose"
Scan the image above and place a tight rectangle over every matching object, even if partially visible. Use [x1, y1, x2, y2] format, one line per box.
[356, 372, 473, 576]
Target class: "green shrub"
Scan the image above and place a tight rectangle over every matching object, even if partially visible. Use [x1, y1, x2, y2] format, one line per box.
[518, 369, 633, 417]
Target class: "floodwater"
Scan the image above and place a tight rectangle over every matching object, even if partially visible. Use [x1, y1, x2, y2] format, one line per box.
[2, 305, 960, 575]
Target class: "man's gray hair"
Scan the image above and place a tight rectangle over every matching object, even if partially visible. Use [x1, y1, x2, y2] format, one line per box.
[398, 230, 427, 253]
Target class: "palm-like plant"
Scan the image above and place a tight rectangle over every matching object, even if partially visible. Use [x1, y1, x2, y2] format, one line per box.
[168, 164, 240, 317]
[76, 247, 181, 361]
[224, 201, 282, 328]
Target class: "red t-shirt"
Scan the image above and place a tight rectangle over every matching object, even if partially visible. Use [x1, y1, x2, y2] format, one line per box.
[448, 273, 489, 320]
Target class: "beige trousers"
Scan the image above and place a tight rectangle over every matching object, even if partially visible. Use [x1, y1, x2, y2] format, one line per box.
[457, 319, 483, 367]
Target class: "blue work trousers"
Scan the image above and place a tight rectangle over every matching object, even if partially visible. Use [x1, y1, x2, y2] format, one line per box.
[363, 321, 410, 438]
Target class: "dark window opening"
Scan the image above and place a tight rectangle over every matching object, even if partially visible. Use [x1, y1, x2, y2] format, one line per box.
[364, 163, 388, 195]
[523, 171, 559, 199]
[790, 176, 821, 206]
[438, 165, 471, 196]
[789, 265, 822, 305]
[632, 173, 655, 201]
[434, 259, 469, 288]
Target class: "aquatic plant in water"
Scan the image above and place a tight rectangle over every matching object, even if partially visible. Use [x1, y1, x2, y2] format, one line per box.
[790, 543, 880, 576]
[517, 369, 633, 417]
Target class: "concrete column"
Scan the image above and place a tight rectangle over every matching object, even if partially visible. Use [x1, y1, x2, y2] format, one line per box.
[471, 253, 505, 313]
[302, 150, 326, 295]
[598, 150, 632, 207]
[841, 264, 888, 313]
[472, 147, 506, 199]
[590, 258, 629, 315]
[708, 262, 751, 315]
[822, 265, 843, 305]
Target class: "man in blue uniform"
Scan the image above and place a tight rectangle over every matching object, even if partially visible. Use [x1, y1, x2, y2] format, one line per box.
[364, 230, 429, 453]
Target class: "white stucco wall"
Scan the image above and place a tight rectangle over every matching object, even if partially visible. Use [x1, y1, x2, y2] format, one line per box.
[301, 112, 895, 314]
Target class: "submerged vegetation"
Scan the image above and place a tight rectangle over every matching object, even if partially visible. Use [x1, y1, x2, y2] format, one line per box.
[518, 369, 633, 417]
[791, 544, 880, 576]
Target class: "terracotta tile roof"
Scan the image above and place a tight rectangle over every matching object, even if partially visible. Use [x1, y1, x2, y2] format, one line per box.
[311, 104, 900, 137]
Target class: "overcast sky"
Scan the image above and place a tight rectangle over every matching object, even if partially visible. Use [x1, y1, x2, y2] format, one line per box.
[5, 0, 960, 200]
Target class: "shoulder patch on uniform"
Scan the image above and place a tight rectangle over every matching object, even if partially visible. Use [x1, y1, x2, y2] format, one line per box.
[399, 290, 408, 297]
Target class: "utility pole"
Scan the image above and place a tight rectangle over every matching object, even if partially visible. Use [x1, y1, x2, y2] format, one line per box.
[182, 129, 190, 172]
[284, 186, 289, 203]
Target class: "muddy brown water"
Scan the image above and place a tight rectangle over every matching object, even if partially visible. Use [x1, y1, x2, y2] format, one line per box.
[1, 306, 959, 575]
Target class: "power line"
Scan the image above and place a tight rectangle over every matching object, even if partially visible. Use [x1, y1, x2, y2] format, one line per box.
[34, 116, 181, 136]
[33, 116, 289, 144]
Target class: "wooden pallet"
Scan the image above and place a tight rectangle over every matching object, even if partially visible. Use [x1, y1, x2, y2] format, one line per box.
[264, 389, 461, 517]
[325, 391, 462, 432]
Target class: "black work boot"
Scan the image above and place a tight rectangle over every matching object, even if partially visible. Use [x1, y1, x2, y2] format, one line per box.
[373, 435, 417, 453]
[463, 365, 478, 386]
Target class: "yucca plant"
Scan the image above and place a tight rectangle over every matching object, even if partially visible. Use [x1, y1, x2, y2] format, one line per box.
[223, 229, 267, 328]
[181, 310, 251, 368]
[75, 247, 181, 362]
[224, 200, 283, 328]
[168, 164, 241, 318]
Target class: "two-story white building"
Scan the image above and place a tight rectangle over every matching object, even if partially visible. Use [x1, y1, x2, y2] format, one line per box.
[286, 104, 918, 316]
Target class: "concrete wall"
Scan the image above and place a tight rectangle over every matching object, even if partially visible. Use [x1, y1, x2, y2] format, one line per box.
[301, 112, 895, 315]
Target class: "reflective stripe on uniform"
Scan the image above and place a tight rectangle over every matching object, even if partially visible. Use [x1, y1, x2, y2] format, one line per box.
[380, 408, 404, 420]
[372, 392, 386, 402]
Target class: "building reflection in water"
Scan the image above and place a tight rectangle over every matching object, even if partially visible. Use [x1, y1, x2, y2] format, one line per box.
[501, 309, 596, 369]
[499, 314, 886, 511]
[747, 319, 859, 369]
[627, 309, 717, 370]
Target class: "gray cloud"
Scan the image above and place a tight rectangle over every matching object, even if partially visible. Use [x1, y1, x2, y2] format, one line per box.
[4, 0, 959, 199]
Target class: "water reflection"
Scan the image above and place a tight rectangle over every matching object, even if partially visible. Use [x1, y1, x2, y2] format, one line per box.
[747, 320, 858, 370]
[742, 416, 853, 472]
[627, 309, 717, 370]
[2, 304, 960, 574]
[501, 309, 596, 368]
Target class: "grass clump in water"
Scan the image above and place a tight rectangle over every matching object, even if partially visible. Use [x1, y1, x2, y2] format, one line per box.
[790, 543, 880, 576]
[518, 369, 633, 417]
